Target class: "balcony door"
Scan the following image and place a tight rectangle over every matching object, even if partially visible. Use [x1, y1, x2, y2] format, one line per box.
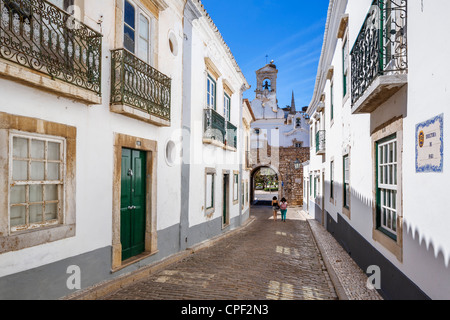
[47, 0, 73, 11]
[124, 0, 151, 64]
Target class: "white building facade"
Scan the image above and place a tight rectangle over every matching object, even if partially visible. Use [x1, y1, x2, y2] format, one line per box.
[305, 0, 450, 299]
[249, 62, 310, 205]
[0, 0, 249, 299]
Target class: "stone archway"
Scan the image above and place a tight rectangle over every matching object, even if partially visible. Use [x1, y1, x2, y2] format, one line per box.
[250, 165, 283, 205]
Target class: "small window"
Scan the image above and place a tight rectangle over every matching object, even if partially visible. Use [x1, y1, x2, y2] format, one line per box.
[295, 118, 301, 128]
[233, 174, 239, 202]
[330, 81, 334, 121]
[224, 93, 231, 121]
[124, 0, 151, 63]
[9, 133, 65, 232]
[206, 173, 214, 210]
[165, 140, 176, 166]
[330, 161, 334, 200]
[295, 142, 302, 148]
[168, 32, 178, 56]
[343, 155, 350, 208]
[342, 36, 349, 97]
[207, 74, 216, 110]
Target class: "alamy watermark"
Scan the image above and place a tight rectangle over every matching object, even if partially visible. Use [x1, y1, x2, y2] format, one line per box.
[66, 265, 81, 290]
[366, 265, 381, 290]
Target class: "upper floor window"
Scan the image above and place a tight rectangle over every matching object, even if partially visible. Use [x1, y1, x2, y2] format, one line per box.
[342, 35, 349, 97]
[124, 0, 151, 63]
[206, 74, 216, 109]
[330, 80, 334, 121]
[48, 0, 73, 11]
[224, 93, 231, 121]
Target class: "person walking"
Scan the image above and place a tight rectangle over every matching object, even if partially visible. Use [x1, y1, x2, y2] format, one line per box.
[280, 198, 288, 222]
[272, 196, 279, 221]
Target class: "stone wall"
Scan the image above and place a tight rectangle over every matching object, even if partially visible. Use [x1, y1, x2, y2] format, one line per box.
[278, 147, 310, 206]
[250, 144, 310, 206]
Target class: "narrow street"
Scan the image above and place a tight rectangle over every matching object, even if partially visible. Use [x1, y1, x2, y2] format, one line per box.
[101, 207, 338, 300]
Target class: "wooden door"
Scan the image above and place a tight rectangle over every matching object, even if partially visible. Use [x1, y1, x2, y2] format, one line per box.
[120, 148, 146, 261]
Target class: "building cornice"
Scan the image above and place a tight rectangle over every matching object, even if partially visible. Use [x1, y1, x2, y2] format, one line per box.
[191, 0, 250, 90]
[307, 0, 348, 117]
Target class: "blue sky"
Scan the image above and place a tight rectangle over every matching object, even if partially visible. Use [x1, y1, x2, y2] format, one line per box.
[202, 0, 329, 110]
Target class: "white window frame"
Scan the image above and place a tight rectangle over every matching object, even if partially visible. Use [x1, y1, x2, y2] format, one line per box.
[343, 154, 350, 209]
[377, 136, 398, 236]
[8, 131, 66, 233]
[206, 74, 216, 110]
[205, 168, 216, 215]
[123, 0, 152, 64]
[224, 93, 231, 121]
[233, 173, 239, 203]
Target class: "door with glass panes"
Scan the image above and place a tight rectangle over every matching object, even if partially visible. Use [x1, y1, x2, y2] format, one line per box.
[124, 0, 151, 63]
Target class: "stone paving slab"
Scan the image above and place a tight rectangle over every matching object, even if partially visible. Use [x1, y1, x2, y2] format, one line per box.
[299, 209, 383, 300]
[100, 206, 338, 300]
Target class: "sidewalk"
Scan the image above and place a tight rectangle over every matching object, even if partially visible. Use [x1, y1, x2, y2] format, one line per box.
[298, 209, 383, 300]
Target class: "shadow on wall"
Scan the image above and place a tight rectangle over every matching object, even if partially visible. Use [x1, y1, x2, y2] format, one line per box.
[311, 180, 450, 299]
[310, 181, 450, 268]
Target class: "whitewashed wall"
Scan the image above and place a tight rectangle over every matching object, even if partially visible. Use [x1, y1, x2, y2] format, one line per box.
[0, 0, 185, 277]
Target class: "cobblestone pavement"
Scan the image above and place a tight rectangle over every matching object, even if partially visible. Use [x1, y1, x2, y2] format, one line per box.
[101, 206, 338, 300]
[300, 210, 383, 300]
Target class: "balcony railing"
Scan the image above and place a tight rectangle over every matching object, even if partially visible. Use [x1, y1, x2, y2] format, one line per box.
[350, 0, 407, 106]
[226, 121, 237, 149]
[0, 0, 102, 94]
[204, 108, 226, 144]
[203, 108, 237, 149]
[110, 48, 171, 122]
[316, 130, 325, 154]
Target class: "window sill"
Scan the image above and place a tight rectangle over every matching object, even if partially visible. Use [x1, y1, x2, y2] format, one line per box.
[373, 228, 402, 262]
[205, 207, 215, 217]
[342, 206, 350, 219]
[0, 224, 75, 254]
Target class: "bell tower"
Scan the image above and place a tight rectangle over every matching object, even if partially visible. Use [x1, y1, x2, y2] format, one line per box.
[255, 61, 278, 112]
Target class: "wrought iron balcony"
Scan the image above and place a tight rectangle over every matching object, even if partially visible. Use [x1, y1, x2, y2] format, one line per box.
[226, 121, 237, 149]
[0, 0, 102, 94]
[315, 130, 325, 155]
[110, 48, 171, 122]
[350, 0, 407, 113]
[203, 108, 226, 144]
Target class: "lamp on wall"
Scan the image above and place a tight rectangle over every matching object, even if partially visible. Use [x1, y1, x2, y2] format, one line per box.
[294, 159, 301, 170]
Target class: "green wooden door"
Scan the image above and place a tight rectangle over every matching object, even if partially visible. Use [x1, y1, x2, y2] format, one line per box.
[121, 148, 147, 261]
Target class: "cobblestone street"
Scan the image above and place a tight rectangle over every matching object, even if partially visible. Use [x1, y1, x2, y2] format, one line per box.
[101, 206, 337, 300]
